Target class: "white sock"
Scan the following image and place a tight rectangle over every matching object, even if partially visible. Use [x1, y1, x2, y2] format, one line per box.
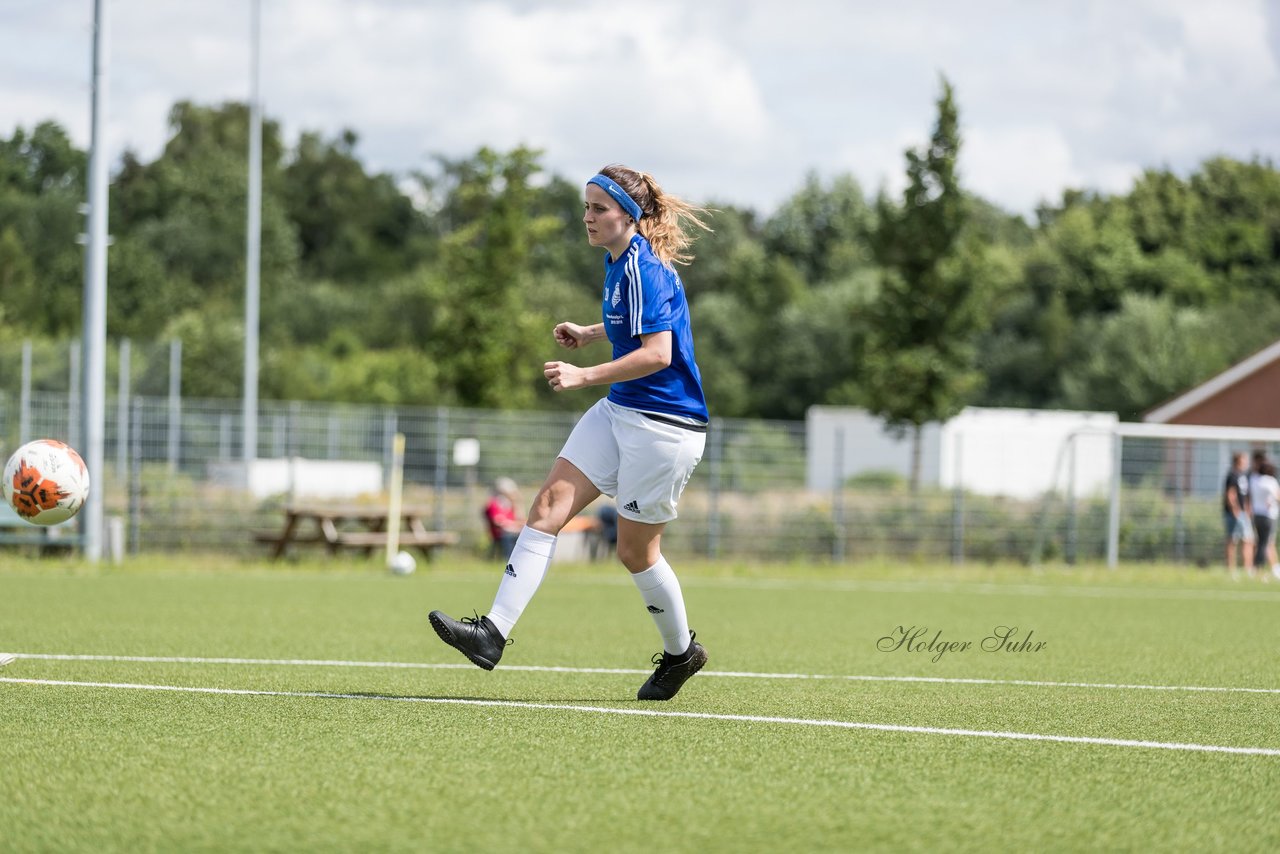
[486, 526, 556, 638]
[631, 557, 692, 655]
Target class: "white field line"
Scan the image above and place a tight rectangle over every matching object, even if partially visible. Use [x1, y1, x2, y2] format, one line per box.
[670, 575, 1280, 603]
[2, 675, 1277, 757]
[234, 567, 1280, 604]
[7, 652, 1280, 695]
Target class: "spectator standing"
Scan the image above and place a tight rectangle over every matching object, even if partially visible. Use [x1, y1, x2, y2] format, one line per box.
[1249, 460, 1280, 579]
[1223, 452, 1254, 577]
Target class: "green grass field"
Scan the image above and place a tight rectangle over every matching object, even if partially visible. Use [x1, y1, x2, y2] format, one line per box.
[2, 556, 1278, 852]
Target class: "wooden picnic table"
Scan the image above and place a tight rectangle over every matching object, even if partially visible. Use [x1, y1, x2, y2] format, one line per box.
[255, 502, 458, 561]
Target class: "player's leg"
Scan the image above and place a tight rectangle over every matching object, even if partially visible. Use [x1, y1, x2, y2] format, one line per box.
[428, 459, 601, 670]
[1252, 517, 1270, 572]
[430, 400, 615, 669]
[614, 408, 707, 700]
[617, 517, 692, 653]
[625, 524, 706, 700]
[1225, 513, 1240, 576]
[485, 458, 601, 637]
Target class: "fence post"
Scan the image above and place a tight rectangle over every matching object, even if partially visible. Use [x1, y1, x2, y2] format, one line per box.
[117, 338, 130, 479]
[832, 427, 845, 562]
[19, 340, 32, 444]
[434, 407, 448, 532]
[950, 432, 964, 566]
[1107, 430, 1122, 569]
[69, 339, 80, 448]
[382, 409, 398, 492]
[1173, 439, 1186, 564]
[707, 417, 724, 558]
[1066, 434, 1078, 565]
[218, 413, 232, 461]
[167, 338, 181, 473]
[288, 400, 302, 458]
[129, 396, 142, 554]
[271, 412, 285, 457]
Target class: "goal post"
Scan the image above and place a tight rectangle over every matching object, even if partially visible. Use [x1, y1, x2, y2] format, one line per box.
[1103, 423, 1280, 568]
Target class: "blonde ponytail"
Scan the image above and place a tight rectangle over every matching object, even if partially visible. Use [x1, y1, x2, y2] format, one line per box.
[598, 165, 712, 267]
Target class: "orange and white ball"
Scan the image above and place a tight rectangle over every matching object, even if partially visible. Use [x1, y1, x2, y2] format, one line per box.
[3, 439, 91, 526]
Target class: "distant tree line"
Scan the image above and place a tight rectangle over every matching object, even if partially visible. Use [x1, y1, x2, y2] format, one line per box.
[1, 86, 1278, 423]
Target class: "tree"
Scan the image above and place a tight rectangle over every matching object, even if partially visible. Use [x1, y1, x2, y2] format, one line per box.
[690, 292, 758, 417]
[418, 147, 561, 408]
[1187, 157, 1280, 296]
[1060, 295, 1227, 419]
[7, 99, 1280, 418]
[0, 121, 85, 196]
[1126, 168, 1198, 255]
[757, 274, 877, 420]
[1060, 294, 1280, 419]
[0, 225, 40, 340]
[0, 122, 88, 335]
[110, 101, 299, 339]
[861, 76, 982, 490]
[282, 129, 428, 282]
[763, 172, 875, 285]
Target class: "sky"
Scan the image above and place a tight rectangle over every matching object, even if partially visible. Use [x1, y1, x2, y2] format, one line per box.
[2, 0, 1278, 219]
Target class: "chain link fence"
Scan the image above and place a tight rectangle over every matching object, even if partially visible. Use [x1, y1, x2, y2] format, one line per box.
[2, 386, 1277, 565]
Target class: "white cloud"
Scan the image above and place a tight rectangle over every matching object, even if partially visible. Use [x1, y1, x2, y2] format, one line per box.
[0, 0, 1276, 220]
[1161, 0, 1278, 79]
[963, 126, 1085, 215]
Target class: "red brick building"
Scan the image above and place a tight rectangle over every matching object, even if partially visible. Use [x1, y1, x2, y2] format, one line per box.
[1144, 340, 1280, 427]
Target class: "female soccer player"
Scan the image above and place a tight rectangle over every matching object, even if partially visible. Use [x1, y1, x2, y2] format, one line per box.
[429, 165, 712, 700]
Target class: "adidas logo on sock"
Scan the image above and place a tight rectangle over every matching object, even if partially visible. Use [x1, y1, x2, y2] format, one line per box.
[623, 500, 640, 513]
[504, 564, 517, 578]
[647, 604, 665, 614]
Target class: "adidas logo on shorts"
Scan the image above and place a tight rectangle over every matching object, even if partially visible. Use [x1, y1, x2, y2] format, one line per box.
[623, 500, 640, 514]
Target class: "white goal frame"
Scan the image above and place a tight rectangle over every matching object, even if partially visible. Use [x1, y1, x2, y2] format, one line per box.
[1104, 423, 1280, 568]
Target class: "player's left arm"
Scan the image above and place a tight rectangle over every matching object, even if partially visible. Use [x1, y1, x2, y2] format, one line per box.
[544, 331, 670, 391]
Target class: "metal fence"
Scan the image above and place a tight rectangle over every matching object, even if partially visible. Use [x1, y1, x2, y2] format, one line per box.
[2, 389, 1278, 566]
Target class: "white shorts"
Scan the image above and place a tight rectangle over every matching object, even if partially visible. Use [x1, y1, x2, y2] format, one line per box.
[558, 398, 705, 524]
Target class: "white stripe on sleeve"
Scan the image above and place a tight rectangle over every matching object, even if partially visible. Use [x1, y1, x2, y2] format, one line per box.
[626, 246, 643, 337]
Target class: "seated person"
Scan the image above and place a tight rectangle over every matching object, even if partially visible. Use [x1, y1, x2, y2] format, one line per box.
[594, 502, 618, 558]
[483, 477, 524, 560]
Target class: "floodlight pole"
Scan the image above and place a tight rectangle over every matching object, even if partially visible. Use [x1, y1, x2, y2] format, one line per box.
[243, 0, 262, 464]
[80, 0, 110, 562]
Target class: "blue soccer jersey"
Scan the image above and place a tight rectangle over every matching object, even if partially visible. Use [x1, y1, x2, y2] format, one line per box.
[601, 235, 709, 422]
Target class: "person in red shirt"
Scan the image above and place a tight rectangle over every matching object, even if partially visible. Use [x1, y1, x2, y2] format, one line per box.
[483, 477, 524, 560]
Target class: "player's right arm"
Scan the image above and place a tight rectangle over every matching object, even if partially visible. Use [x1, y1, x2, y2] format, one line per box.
[554, 322, 605, 349]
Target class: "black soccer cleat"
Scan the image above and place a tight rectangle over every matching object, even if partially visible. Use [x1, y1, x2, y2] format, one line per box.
[637, 632, 707, 701]
[428, 610, 509, 671]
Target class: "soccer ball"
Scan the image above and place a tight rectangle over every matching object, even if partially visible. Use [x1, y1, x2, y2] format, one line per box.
[3, 439, 91, 526]
[389, 550, 417, 576]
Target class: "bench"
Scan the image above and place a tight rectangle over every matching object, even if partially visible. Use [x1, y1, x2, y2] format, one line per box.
[330, 530, 458, 549]
[255, 503, 458, 561]
[0, 504, 80, 552]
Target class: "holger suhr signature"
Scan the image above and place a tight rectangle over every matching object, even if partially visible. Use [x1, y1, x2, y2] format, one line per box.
[877, 625, 1046, 663]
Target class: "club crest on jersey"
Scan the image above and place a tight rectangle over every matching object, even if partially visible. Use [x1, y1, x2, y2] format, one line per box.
[610, 281, 622, 307]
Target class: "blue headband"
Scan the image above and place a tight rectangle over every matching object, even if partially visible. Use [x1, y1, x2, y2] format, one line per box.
[587, 174, 643, 221]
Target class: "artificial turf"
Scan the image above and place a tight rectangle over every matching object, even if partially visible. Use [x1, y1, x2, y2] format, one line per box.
[1, 557, 1277, 852]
